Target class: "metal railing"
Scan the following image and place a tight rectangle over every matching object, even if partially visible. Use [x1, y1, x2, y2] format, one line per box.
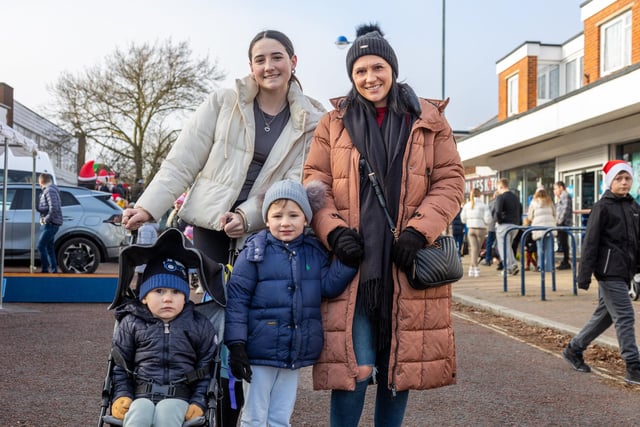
[500, 225, 585, 300]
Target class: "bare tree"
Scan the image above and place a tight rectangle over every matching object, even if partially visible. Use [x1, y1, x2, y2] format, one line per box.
[50, 38, 226, 183]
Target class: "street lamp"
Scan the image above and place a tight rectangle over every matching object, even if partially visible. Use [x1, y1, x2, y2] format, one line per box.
[335, 35, 351, 49]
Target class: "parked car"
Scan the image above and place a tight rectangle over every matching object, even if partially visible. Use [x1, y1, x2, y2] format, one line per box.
[0, 184, 128, 273]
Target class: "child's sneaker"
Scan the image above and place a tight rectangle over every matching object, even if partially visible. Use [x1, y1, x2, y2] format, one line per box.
[562, 344, 591, 373]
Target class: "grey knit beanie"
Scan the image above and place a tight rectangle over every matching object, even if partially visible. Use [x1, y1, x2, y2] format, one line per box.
[346, 24, 398, 79]
[262, 180, 313, 223]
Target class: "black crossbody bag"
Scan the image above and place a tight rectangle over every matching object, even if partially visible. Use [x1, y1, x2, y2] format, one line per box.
[360, 158, 463, 289]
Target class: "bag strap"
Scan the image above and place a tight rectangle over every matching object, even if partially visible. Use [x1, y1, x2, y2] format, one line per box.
[359, 158, 399, 241]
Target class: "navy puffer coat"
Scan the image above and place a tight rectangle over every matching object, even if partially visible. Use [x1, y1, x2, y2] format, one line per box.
[112, 301, 216, 411]
[224, 230, 356, 369]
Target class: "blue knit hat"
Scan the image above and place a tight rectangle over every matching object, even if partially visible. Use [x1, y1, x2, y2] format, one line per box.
[139, 257, 190, 300]
[262, 180, 313, 223]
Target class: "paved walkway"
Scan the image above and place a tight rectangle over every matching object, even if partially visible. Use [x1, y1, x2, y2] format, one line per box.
[453, 254, 636, 350]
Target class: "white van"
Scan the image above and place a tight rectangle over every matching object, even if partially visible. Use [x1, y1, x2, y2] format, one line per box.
[0, 149, 56, 184]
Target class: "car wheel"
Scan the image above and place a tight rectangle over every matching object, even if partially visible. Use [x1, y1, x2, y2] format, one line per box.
[57, 237, 100, 274]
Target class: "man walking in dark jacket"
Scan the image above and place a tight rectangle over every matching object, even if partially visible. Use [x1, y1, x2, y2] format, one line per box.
[37, 173, 63, 273]
[493, 178, 522, 276]
[554, 181, 572, 270]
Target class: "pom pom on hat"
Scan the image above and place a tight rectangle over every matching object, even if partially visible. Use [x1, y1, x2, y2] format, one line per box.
[603, 160, 633, 190]
[139, 257, 190, 301]
[346, 23, 398, 79]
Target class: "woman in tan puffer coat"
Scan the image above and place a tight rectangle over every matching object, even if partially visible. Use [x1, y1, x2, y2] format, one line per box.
[303, 24, 464, 427]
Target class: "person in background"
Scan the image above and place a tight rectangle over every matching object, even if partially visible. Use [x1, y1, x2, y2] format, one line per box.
[303, 23, 464, 427]
[121, 29, 325, 427]
[224, 180, 356, 426]
[461, 188, 491, 277]
[166, 193, 188, 233]
[493, 178, 522, 276]
[110, 256, 217, 425]
[562, 160, 640, 385]
[451, 208, 466, 258]
[36, 173, 63, 273]
[553, 181, 573, 270]
[527, 187, 556, 273]
[482, 190, 499, 267]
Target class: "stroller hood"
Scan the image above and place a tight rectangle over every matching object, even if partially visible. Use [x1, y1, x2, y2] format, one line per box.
[109, 228, 226, 309]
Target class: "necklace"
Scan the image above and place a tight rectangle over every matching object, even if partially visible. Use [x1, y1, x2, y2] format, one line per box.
[260, 109, 277, 133]
[257, 100, 287, 133]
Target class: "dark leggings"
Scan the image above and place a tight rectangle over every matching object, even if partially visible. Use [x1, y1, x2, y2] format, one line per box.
[193, 226, 243, 427]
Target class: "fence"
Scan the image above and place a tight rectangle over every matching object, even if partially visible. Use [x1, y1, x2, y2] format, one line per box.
[500, 225, 585, 301]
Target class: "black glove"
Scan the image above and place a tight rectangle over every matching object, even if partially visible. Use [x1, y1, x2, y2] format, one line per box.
[392, 227, 427, 272]
[228, 343, 252, 383]
[328, 227, 364, 267]
[578, 281, 590, 291]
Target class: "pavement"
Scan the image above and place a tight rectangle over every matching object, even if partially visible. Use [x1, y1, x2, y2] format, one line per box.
[453, 254, 626, 351]
[2, 254, 631, 351]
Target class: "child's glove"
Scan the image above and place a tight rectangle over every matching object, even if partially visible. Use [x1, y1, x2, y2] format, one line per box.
[185, 403, 204, 421]
[111, 396, 132, 420]
[228, 343, 252, 382]
[392, 227, 426, 271]
[328, 227, 364, 267]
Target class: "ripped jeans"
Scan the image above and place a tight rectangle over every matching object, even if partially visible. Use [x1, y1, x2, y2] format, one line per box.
[329, 300, 409, 427]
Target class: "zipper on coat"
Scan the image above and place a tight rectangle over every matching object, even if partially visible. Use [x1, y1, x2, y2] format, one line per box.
[163, 322, 170, 385]
[603, 249, 611, 273]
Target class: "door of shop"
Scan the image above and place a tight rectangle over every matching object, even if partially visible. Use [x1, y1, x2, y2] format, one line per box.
[561, 168, 602, 254]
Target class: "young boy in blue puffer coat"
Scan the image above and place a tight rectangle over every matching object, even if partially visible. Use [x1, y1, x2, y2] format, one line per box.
[224, 180, 357, 427]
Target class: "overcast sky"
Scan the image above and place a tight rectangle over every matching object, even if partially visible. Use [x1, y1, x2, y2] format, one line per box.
[3, 0, 583, 132]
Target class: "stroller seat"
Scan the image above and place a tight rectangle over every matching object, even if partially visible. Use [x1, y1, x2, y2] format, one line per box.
[99, 228, 227, 427]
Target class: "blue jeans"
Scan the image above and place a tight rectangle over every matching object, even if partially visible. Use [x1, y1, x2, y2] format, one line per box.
[37, 223, 59, 272]
[535, 235, 554, 272]
[330, 303, 408, 427]
[123, 398, 188, 427]
[571, 280, 640, 366]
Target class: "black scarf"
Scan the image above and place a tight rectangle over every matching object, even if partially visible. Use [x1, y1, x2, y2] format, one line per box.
[343, 101, 413, 350]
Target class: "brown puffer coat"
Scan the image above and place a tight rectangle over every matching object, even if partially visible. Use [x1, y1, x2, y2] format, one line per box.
[303, 97, 464, 392]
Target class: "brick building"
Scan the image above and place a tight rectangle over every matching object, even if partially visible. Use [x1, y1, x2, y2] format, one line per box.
[459, 0, 640, 227]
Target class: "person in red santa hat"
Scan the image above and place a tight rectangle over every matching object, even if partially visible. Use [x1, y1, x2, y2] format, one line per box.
[563, 159, 640, 385]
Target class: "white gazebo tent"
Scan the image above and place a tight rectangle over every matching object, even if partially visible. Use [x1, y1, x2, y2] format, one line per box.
[1, 123, 38, 309]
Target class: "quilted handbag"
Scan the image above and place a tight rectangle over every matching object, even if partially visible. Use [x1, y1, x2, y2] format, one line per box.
[408, 235, 463, 290]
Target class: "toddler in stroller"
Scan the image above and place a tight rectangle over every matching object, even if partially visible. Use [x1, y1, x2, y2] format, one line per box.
[99, 228, 227, 427]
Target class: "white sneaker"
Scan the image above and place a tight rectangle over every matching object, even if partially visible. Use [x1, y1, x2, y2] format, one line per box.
[468, 267, 475, 277]
[473, 267, 480, 277]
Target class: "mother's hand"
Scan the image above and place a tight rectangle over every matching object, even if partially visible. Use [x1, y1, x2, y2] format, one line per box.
[122, 207, 152, 231]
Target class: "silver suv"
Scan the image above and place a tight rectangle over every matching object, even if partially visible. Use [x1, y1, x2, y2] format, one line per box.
[1, 184, 128, 273]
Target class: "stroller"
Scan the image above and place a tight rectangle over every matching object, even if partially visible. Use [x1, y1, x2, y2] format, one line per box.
[99, 228, 228, 427]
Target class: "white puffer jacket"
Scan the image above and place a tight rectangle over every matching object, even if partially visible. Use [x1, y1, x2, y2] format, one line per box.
[136, 75, 326, 237]
[460, 198, 491, 229]
[527, 199, 556, 240]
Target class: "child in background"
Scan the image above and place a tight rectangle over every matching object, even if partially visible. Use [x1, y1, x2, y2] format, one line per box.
[224, 180, 357, 426]
[563, 160, 640, 385]
[110, 256, 217, 425]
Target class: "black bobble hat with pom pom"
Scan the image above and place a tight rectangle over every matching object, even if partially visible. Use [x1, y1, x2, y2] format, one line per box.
[346, 23, 398, 79]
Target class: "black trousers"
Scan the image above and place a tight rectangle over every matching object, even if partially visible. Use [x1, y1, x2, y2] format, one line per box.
[557, 230, 570, 264]
[193, 226, 244, 427]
